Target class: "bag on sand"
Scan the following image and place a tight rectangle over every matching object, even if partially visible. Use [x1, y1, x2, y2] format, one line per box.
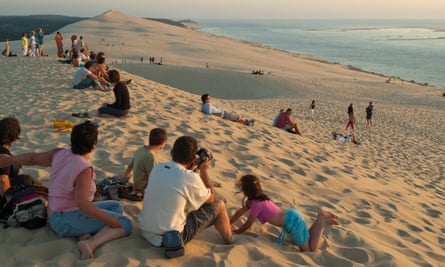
[0, 184, 48, 229]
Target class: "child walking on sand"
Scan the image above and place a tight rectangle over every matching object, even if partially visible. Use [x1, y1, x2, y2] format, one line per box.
[230, 174, 338, 251]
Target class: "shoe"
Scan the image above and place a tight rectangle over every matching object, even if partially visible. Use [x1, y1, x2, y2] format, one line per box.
[121, 191, 143, 201]
[247, 119, 255, 126]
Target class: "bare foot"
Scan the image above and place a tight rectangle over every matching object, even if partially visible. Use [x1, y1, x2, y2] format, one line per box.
[318, 210, 339, 226]
[79, 234, 92, 241]
[77, 240, 94, 259]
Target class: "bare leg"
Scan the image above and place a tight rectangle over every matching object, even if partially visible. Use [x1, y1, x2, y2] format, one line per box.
[77, 226, 126, 259]
[300, 210, 338, 252]
[212, 200, 234, 244]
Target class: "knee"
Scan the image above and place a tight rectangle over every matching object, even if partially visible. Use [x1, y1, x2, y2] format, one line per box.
[213, 199, 227, 214]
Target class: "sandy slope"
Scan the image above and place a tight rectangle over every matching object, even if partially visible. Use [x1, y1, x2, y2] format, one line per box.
[0, 10, 444, 267]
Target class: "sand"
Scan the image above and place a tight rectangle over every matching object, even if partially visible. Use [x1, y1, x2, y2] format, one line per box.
[0, 10, 444, 267]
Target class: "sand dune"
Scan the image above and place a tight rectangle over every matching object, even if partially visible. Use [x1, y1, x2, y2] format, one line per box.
[0, 10, 444, 267]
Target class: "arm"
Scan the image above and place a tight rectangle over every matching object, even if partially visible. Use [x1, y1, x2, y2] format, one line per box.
[234, 215, 257, 234]
[230, 206, 249, 225]
[74, 168, 122, 228]
[199, 160, 215, 204]
[0, 149, 59, 168]
[119, 160, 133, 178]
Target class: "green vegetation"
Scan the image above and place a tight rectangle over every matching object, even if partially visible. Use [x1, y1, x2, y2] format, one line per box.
[0, 15, 85, 41]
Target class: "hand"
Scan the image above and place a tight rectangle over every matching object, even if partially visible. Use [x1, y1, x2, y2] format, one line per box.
[108, 216, 122, 228]
[231, 225, 239, 232]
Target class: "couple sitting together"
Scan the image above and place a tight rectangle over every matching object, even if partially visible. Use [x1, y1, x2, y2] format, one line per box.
[273, 108, 302, 135]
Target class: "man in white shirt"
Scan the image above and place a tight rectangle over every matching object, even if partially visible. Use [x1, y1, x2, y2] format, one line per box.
[201, 93, 255, 126]
[71, 62, 108, 91]
[139, 136, 233, 249]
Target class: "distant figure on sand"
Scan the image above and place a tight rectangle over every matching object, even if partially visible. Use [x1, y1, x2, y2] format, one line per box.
[366, 102, 374, 126]
[230, 174, 338, 251]
[201, 94, 255, 126]
[308, 100, 316, 120]
[21, 32, 28, 57]
[345, 103, 355, 131]
[3, 38, 10, 57]
[332, 131, 358, 144]
[98, 70, 131, 118]
[119, 128, 167, 201]
[139, 136, 234, 253]
[55, 32, 64, 58]
[275, 108, 301, 135]
[0, 121, 132, 259]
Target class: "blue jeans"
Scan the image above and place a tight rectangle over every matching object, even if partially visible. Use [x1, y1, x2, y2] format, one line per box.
[48, 200, 132, 237]
[98, 106, 129, 117]
[73, 78, 98, 89]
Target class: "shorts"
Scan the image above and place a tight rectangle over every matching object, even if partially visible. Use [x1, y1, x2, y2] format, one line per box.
[182, 203, 217, 244]
[366, 114, 372, 120]
[222, 112, 240, 121]
[281, 209, 309, 246]
[48, 200, 132, 237]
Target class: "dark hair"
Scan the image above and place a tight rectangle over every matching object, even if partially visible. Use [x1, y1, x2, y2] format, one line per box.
[286, 108, 292, 112]
[201, 93, 209, 104]
[149, 128, 167, 146]
[171, 136, 197, 164]
[97, 56, 106, 64]
[84, 61, 93, 69]
[71, 121, 98, 155]
[238, 174, 270, 207]
[0, 117, 21, 146]
[108, 70, 120, 83]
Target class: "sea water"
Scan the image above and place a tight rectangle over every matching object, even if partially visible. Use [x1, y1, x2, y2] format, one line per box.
[198, 19, 445, 88]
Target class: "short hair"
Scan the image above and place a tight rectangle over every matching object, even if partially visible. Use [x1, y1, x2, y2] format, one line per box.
[171, 136, 197, 164]
[0, 117, 21, 146]
[286, 108, 292, 112]
[201, 93, 209, 103]
[149, 128, 167, 146]
[71, 121, 98, 155]
[84, 61, 93, 69]
[97, 56, 106, 64]
[108, 70, 120, 83]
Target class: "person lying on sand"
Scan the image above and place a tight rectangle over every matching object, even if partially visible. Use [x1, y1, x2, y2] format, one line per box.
[332, 131, 358, 144]
[201, 93, 255, 126]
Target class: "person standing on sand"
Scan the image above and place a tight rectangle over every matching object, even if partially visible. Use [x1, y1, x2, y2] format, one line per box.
[366, 102, 374, 126]
[4, 38, 10, 57]
[55, 32, 64, 58]
[21, 32, 28, 57]
[36, 28, 44, 56]
[309, 100, 316, 121]
[345, 103, 355, 131]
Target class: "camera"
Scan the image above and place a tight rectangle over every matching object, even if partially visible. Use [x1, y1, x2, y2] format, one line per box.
[197, 148, 213, 167]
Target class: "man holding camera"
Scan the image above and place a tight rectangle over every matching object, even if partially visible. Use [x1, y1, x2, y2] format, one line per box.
[139, 136, 233, 254]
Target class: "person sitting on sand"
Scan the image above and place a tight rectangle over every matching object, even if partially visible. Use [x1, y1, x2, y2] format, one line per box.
[119, 128, 167, 201]
[201, 93, 255, 126]
[139, 136, 234, 251]
[98, 70, 130, 118]
[0, 121, 132, 259]
[272, 109, 284, 126]
[332, 131, 358, 144]
[0, 117, 23, 196]
[230, 174, 338, 252]
[90, 54, 109, 82]
[72, 61, 109, 91]
[275, 108, 301, 135]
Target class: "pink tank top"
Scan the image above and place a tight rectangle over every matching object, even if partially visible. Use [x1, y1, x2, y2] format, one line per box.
[48, 149, 96, 212]
[248, 200, 280, 224]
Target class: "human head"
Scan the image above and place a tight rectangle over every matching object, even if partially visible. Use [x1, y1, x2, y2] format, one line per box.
[238, 174, 270, 202]
[71, 121, 98, 155]
[171, 136, 198, 165]
[84, 61, 93, 69]
[97, 56, 106, 64]
[201, 93, 210, 104]
[0, 117, 21, 146]
[369, 101, 373, 105]
[149, 128, 167, 146]
[286, 108, 292, 114]
[107, 70, 120, 83]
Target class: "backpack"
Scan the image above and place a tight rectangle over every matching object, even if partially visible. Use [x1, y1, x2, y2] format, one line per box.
[0, 184, 48, 229]
[94, 176, 133, 201]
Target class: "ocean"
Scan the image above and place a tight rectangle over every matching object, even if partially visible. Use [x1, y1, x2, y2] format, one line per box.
[198, 19, 445, 89]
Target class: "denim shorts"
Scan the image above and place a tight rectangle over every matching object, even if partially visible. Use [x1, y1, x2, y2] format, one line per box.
[222, 112, 240, 121]
[48, 200, 132, 237]
[182, 203, 217, 244]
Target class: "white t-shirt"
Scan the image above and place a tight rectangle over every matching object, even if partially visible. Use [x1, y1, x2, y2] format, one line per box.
[201, 103, 224, 117]
[71, 67, 91, 86]
[139, 161, 210, 246]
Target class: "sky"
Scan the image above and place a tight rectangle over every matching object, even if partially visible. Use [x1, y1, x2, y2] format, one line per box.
[1, 0, 445, 20]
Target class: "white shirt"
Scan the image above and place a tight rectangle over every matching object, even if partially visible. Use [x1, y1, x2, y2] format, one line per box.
[201, 103, 224, 117]
[139, 161, 210, 246]
[71, 67, 91, 86]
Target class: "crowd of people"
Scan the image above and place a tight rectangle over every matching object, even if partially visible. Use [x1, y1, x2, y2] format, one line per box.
[0, 30, 382, 261]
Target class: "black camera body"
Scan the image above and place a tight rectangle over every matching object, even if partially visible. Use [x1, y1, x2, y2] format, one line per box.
[197, 148, 213, 167]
